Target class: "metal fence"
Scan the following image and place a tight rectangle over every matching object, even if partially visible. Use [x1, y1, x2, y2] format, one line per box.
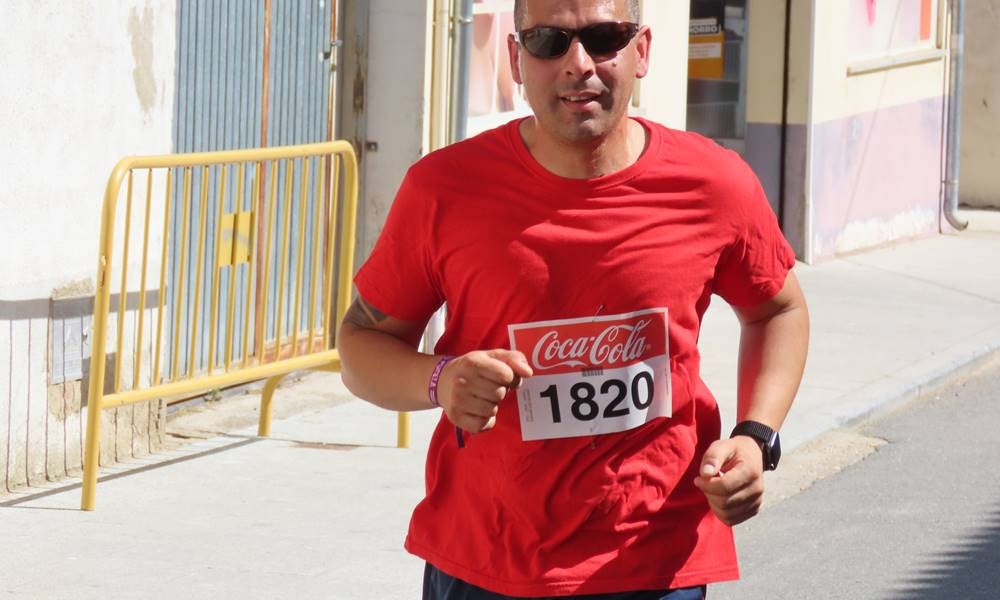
[81, 141, 367, 510]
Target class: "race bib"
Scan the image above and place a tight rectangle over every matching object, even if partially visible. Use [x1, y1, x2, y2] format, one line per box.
[508, 308, 672, 441]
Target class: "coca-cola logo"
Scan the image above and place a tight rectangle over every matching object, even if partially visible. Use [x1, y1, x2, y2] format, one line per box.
[530, 319, 651, 371]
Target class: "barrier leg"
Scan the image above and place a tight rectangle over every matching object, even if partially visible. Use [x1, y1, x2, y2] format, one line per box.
[258, 373, 289, 437]
[397, 412, 410, 448]
[80, 395, 103, 511]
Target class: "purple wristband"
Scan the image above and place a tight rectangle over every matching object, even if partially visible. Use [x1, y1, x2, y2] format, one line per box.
[428, 355, 454, 408]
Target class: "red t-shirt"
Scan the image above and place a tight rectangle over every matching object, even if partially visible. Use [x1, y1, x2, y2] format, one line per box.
[354, 118, 795, 597]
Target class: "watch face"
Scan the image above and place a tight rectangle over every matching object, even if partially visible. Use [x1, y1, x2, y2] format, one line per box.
[764, 434, 780, 471]
[732, 421, 780, 471]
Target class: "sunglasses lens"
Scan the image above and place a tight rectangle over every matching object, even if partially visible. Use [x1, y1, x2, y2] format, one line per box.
[580, 22, 637, 55]
[519, 22, 638, 59]
[521, 27, 571, 58]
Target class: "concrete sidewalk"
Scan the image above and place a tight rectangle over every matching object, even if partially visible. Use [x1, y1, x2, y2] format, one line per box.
[2, 211, 999, 599]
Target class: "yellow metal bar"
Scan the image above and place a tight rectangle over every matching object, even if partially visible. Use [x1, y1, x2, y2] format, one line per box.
[240, 164, 259, 368]
[257, 372, 290, 437]
[152, 169, 172, 385]
[208, 165, 228, 374]
[306, 157, 324, 352]
[133, 169, 155, 391]
[102, 349, 342, 409]
[321, 156, 339, 347]
[290, 159, 310, 356]
[171, 168, 193, 381]
[317, 359, 343, 373]
[83, 155, 134, 510]
[115, 171, 135, 393]
[336, 150, 359, 343]
[256, 162, 279, 365]
[106, 141, 356, 171]
[187, 166, 211, 377]
[398, 413, 411, 448]
[274, 159, 294, 357]
[225, 163, 245, 371]
[82, 260, 111, 511]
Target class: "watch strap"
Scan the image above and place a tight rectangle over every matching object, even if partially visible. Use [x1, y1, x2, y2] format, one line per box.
[730, 420, 780, 471]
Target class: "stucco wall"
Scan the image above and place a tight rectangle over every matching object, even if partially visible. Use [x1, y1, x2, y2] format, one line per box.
[640, 0, 692, 130]
[744, 0, 813, 254]
[357, 0, 431, 262]
[959, 0, 1000, 209]
[806, 0, 947, 260]
[745, 0, 949, 263]
[0, 0, 175, 493]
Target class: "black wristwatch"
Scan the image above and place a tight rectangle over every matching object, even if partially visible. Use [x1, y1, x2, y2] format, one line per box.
[730, 421, 781, 471]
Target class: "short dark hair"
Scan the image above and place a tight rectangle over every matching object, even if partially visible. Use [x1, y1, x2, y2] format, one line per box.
[513, 0, 641, 30]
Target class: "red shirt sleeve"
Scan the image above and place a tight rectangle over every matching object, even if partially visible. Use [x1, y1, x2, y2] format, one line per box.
[712, 158, 797, 307]
[353, 169, 444, 322]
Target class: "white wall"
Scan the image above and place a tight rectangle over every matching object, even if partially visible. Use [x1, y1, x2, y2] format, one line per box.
[356, 1, 431, 261]
[0, 0, 176, 493]
[959, 0, 1000, 208]
[639, 0, 691, 129]
[810, 0, 947, 124]
[1, 1, 176, 300]
[804, 0, 949, 261]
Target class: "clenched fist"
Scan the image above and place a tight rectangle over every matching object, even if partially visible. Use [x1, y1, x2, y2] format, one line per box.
[693, 436, 766, 526]
[436, 349, 533, 433]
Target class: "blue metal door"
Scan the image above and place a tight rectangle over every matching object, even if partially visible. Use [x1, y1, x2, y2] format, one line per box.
[168, 0, 336, 381]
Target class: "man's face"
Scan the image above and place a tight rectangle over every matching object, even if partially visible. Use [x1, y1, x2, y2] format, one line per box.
[508, 0, 650, 144]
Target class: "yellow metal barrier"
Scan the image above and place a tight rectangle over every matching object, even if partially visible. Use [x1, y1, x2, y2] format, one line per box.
[81, 141, 407, 510]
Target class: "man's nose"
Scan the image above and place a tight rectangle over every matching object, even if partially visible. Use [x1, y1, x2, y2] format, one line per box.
[561, 37, 597, 79]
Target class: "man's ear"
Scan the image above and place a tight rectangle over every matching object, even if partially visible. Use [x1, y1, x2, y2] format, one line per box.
[634, 26, 652, 79]
[507, 34, 524, 85]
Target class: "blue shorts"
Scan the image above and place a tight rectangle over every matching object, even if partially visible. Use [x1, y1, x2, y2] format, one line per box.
[422, 563, 707, 600]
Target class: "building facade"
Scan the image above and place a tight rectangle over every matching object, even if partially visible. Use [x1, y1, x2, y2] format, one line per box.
[358, 0, 959, 263]
[0, 0, 964, 495]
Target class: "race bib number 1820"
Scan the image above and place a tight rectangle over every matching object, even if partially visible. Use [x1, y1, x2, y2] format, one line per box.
[508, 308, 671, 441]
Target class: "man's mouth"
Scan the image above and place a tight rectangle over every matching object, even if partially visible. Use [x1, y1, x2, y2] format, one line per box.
[559, 91, 603, 111]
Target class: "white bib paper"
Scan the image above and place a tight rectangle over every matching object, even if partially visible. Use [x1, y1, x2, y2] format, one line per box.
[508, 308, 672, 441]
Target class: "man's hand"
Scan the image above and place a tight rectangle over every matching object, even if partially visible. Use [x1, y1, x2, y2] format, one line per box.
[437, 350, 533, 433]
[693, 436, 765, 526]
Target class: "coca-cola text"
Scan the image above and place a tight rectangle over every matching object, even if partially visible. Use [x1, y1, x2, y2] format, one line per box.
[530, 319, 651, 371]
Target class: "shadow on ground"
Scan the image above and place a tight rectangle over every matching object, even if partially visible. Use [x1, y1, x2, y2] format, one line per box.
[0, 437, 259, 508]
[886, 502, 1000, 599]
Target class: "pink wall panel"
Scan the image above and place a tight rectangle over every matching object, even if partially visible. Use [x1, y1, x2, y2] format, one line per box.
[810, 95, 946, 258]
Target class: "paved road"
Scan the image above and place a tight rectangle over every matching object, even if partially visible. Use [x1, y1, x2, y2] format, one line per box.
[711, 356, 1000, 600]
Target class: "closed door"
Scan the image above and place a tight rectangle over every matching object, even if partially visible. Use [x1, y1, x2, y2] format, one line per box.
[167, 0, 338, 381]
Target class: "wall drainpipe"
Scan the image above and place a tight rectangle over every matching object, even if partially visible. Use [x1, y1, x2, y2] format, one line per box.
[944, 0, 968, 231]
[778, 0, 792, 233]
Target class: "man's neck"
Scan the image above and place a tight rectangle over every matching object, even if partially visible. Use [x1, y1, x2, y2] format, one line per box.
[519, 118, 648, 180]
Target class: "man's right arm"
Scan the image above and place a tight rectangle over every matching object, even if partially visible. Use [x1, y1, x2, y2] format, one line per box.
[338, 295, 533, 433]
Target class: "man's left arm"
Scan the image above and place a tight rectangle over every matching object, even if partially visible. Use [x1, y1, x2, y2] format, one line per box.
[694, 271, 809, 526]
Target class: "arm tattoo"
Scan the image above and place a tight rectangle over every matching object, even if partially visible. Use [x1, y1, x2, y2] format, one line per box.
[344, 296, 388, 328]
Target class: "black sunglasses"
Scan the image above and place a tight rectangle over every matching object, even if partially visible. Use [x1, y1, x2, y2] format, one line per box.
[515, 21, 640, 59]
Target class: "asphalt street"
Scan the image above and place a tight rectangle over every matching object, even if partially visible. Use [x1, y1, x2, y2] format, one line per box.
[711, 355, 1000, 600]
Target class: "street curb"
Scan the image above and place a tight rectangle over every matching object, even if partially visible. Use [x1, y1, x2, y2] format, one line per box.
[842, 343, 1000, 429]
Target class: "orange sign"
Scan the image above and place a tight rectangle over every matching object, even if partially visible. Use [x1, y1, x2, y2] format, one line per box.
[689, 17, 724, 80]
